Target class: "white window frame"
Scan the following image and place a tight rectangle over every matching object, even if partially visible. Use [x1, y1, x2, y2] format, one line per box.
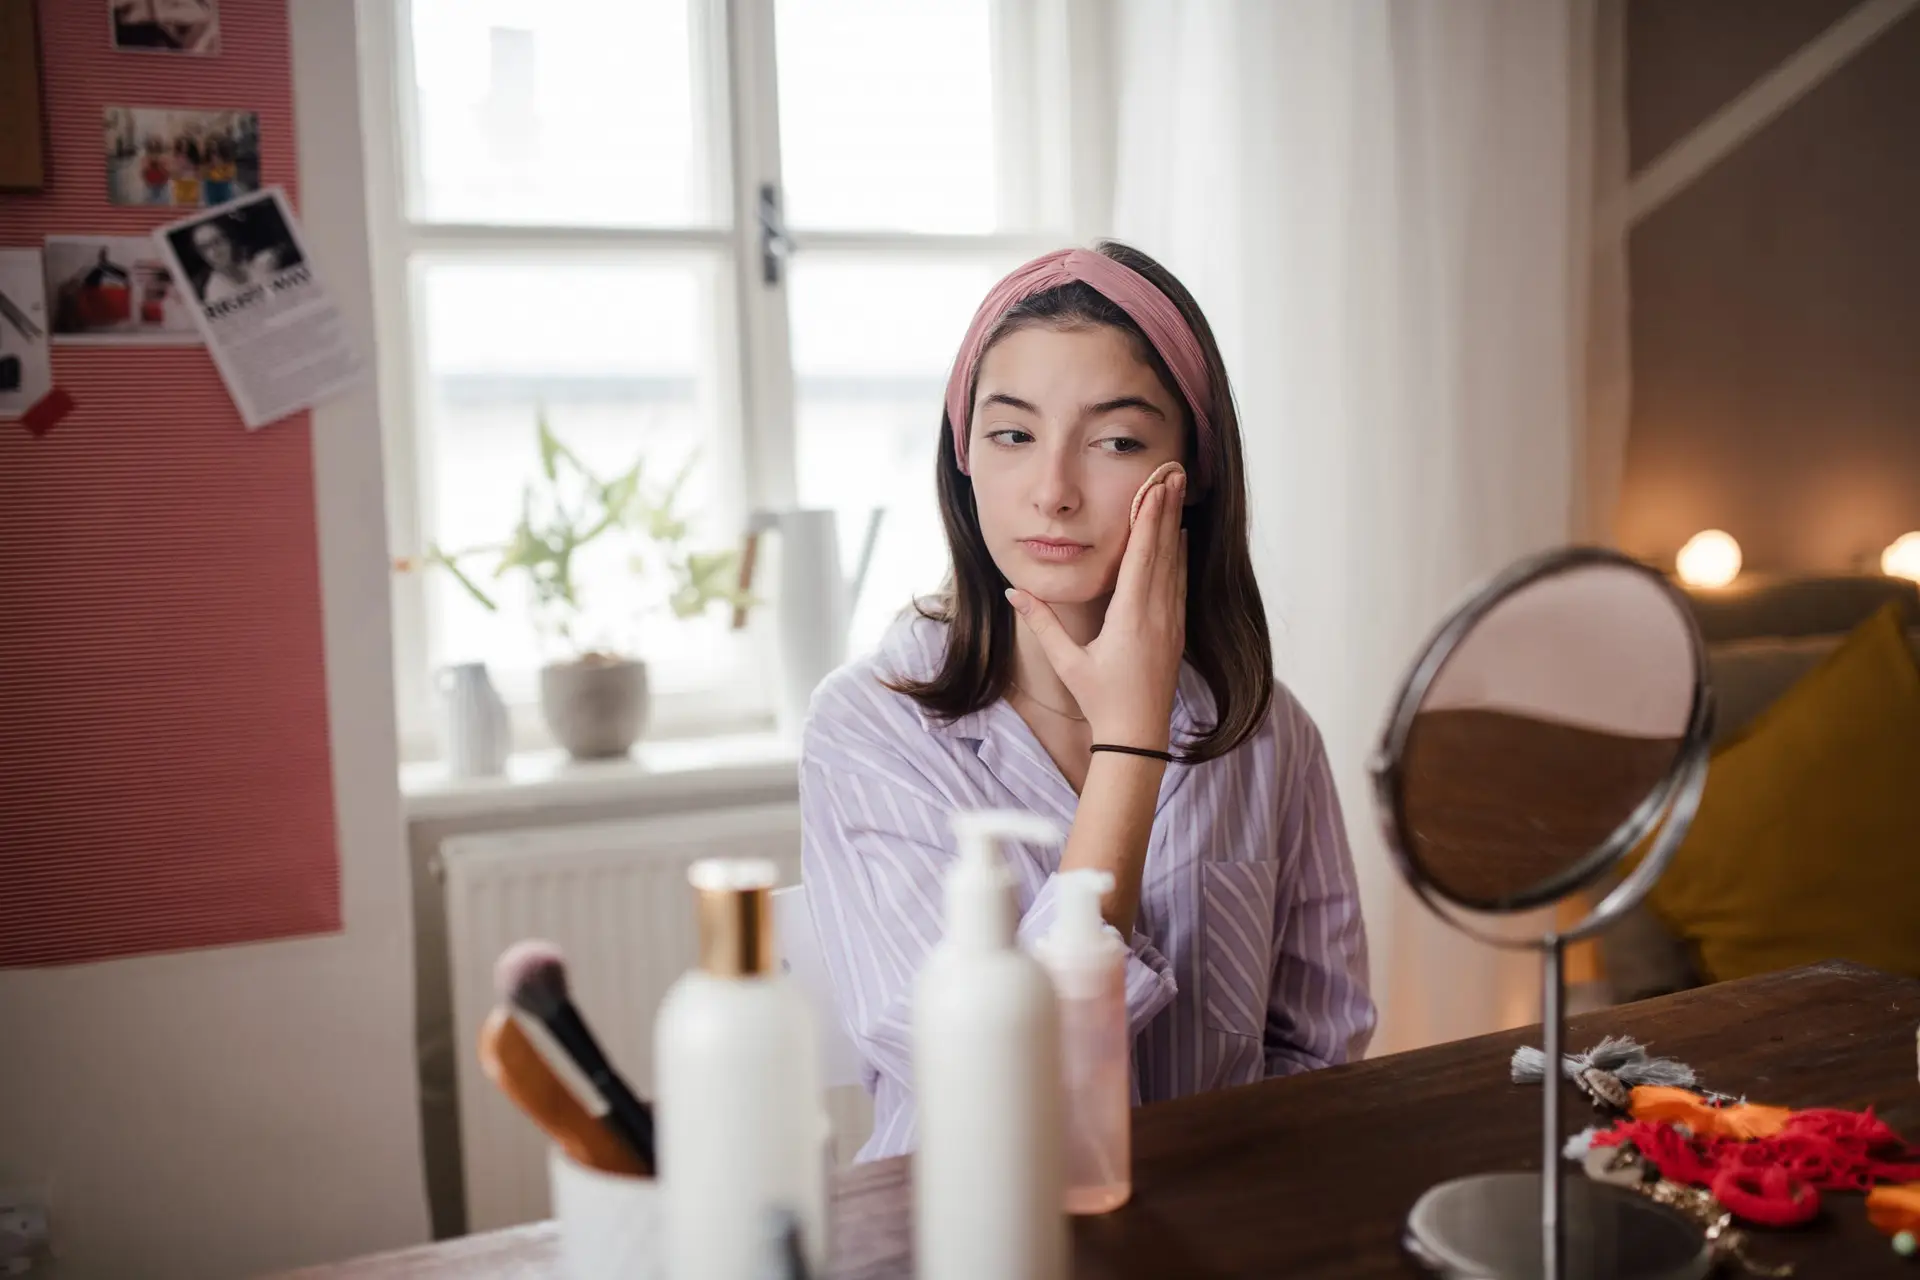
[358, 0, 1115, 764]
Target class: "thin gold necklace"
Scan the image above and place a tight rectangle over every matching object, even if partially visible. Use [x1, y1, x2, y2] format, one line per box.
[1008, 681, 1088, 723]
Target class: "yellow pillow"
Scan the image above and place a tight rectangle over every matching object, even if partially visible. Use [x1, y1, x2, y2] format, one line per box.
[1645, 602, 1920, 983]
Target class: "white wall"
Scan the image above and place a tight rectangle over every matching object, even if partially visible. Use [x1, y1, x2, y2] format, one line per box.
[0, 4, 431, 1276]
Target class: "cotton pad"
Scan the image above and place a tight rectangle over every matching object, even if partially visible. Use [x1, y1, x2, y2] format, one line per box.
[1129, 461, 1185, 527]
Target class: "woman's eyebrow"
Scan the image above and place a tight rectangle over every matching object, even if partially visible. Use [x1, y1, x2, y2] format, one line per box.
[1084, 396, 1167, 421]
[977, 392, 1169, 420]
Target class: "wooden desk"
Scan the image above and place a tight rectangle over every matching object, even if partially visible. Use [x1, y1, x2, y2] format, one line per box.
[283, 963, 1920, 1279]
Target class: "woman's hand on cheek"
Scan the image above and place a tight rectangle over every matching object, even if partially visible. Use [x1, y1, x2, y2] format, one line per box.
[1005, 473, 1187, 751]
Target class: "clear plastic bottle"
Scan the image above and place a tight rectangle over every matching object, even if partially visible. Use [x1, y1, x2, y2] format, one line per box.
[1034, 868, 1132, 1214]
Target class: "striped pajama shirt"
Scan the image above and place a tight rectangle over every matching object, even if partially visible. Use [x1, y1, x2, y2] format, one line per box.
[800, 614, 1376, 1161]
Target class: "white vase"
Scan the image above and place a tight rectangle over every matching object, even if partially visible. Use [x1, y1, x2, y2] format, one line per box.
[439, 662, 510, 778]
[748, 507, 884, 738]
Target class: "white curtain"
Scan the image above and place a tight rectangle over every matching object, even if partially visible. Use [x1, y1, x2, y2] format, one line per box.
[1111, 0, 1630, 1053]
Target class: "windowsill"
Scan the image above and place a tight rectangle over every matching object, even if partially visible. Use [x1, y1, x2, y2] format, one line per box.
[399, 731, 801, 823]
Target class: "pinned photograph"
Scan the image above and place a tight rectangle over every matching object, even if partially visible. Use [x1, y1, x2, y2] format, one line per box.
[103, 106, 257, 207]
[0, 249, 54, 420]
[164, 196, 305, 308]
[155, 189, 365, 430]
[44, 237, 200, 344]
[110, 0, 221, 55]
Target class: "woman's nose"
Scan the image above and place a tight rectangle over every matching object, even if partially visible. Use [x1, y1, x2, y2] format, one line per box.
[1031, 447, 1081, 516]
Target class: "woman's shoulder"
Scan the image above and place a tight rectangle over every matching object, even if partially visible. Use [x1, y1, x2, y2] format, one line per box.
[1184, 672, 1327, 768]
[1265, 677, 1327, 755]
[803, 607, 949, 756]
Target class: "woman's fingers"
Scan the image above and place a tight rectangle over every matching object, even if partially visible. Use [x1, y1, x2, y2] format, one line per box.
[1159, 472, 1184, 559]
[1150, 471, 1184, 599]
[1006, 588, 1085, 676]
[1175, 528, 1189, 626]
[1110, 484, 1164, 612]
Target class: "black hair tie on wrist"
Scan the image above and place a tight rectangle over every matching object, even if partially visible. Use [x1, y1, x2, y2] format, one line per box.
[1089, 743, 1174, 763]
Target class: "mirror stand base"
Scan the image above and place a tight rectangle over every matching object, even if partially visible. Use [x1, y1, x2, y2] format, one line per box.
[1404, 1172, 1711, 1280]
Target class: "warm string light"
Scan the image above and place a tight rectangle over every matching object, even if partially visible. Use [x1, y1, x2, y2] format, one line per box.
[1670, 530, 1920, 585]
[1676, 530, 1742, 588]
[1882, 532, 1920, 582]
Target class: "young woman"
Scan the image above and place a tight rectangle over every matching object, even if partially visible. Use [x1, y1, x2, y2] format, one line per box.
[800, 241, 1376, 1162]
[190, 219, 268, 305]
[169, 138, 203, 209]
[140, 138, 171, 205]
[202, 138, 237, 206]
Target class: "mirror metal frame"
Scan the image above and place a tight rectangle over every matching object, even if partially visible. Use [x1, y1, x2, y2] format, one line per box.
[1369, 545, 1720, 1280]
[1368, 545, 1715, 939]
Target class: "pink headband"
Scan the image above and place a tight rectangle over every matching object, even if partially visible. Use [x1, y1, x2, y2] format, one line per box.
[944, 248, 1216, 489]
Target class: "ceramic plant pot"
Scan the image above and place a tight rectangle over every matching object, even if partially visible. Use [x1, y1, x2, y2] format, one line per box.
[540, 654, 649, 760]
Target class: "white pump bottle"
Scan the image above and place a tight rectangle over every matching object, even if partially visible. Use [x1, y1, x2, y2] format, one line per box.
[912, 809, 1068, 1280]
[1035, 868, 1132, 1213]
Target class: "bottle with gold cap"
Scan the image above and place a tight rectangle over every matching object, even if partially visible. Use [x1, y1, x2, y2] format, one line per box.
[655, 858, 828, 1280]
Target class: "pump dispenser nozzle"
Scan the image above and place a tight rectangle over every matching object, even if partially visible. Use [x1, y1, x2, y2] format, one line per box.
[945, 809, 1064, 950]
[1052, 869, 1115, 948]
[950, 809, 1065, 863]
[1038, 869, 1126, 1000]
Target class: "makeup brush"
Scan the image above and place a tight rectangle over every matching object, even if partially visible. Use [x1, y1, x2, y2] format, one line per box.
[477, 1006, 649, 1177]
[495, 940, 656, 1171]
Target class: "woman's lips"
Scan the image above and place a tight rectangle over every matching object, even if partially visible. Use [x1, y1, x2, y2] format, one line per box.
[1019, 538, 1092, 562]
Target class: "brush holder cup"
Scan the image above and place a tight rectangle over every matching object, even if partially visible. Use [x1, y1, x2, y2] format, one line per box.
[548, 1148, 664, 1280]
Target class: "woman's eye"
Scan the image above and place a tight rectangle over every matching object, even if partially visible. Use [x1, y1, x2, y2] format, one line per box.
[1096, 436, 1147, 455]
[985, 428, 1033, 447]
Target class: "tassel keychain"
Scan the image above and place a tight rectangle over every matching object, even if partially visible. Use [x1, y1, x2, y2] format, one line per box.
[1511, 1035, 1706, 1112]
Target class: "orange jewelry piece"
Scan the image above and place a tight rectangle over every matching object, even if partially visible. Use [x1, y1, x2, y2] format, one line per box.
[1868, 1183, 1920, 1236]
[1630, 1085, 1795, 1140]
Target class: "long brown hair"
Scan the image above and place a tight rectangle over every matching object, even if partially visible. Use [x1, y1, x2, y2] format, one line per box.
[887, 240, 1272, 763]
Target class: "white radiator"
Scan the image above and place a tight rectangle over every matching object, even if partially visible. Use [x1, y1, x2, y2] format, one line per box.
[442, 803, 878, 1233]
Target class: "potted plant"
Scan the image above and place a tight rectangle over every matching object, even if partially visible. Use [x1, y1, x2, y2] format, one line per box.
[401, 413, 752, 760]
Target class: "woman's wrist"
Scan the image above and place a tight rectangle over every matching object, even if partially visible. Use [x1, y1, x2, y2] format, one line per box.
[1088, 716, 1172, 754]
[1066, 724, 1167, 938]
[1089, 743, 1174, 763]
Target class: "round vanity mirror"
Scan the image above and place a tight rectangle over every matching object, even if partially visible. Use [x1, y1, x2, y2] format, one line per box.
[1370, 547, 1715, 1280]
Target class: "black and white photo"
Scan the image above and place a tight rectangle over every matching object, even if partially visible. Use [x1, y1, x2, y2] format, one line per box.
[162, 194, 305, 307]
[110, 0, 220, 55]
[154, 189, 364, 429]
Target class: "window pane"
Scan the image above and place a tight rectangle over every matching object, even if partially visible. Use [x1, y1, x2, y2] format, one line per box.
[788, 258, 1016, 655]
[416, 256, 746, 698]
[774, 0, 1006, 233]
[407, 0, 719, 227]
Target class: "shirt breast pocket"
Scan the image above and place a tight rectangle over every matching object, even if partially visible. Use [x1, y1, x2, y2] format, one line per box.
[1199, 859, 1281, 1042]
